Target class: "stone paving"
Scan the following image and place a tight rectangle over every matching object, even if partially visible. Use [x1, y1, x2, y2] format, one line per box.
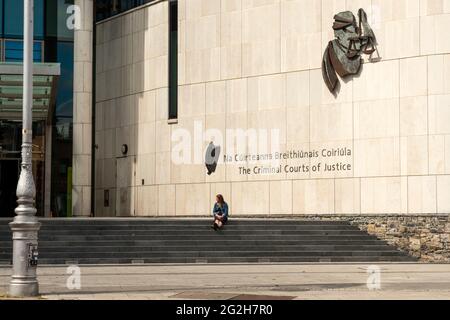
[1, 263, 450, 300]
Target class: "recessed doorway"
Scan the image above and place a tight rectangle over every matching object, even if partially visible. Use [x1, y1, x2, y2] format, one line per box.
[0, 160, 19, 217]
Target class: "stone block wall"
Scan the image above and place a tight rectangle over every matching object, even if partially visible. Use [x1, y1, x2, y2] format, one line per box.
[303, 215, 450, 263]
[352, 215, 450, 263]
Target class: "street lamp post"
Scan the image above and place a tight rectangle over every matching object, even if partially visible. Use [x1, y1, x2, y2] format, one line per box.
[9, 0, 41, 297]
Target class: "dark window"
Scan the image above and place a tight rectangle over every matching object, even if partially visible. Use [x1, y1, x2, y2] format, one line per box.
[45, 0, 75, 41]
[54, 41, 74, 119]
[0, 0, 3, 36]
[168, 0, 178, 120]
[50, 40, 74, 218]
[95, 0, 157, 22]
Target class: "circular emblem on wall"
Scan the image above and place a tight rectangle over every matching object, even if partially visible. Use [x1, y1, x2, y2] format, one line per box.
[121, 144, 128, 156]
[205, 142, 221, 176]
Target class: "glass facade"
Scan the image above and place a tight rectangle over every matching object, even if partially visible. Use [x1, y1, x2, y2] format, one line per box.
[0, 0, 45, 62]
[51, 40, 74, 217]
[1, 0, 45, 39]
[95, 0, 157, 21]
[0, 0, 74, 217]
[45, 0, 75, 217]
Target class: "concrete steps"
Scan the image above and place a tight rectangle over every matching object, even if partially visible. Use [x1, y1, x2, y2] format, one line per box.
[0, 218, 416, 265]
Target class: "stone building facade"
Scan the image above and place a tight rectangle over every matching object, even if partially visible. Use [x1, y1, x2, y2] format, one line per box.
[92, 0, 450, 221]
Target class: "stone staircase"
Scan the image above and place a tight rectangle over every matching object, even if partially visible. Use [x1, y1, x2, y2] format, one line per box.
[0, 218, 416, 265]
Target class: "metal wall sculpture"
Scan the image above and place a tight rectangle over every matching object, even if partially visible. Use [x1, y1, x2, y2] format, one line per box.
[322, 9, 378, 93]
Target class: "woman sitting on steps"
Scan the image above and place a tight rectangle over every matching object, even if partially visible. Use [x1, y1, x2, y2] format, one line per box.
[211, 194, 229, 231]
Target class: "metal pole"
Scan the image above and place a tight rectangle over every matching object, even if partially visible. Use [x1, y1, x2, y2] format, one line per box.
[9, 0, 41, 297]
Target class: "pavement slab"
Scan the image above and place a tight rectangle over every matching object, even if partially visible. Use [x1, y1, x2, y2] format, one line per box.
[0, 263, 450, 300]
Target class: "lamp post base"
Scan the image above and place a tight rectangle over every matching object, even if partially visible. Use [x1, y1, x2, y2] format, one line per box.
[9, 220, 41, 297]
[9, 280, 39, 297]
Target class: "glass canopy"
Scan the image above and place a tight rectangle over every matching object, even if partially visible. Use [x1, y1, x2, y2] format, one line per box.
[0, 62, 60, 122]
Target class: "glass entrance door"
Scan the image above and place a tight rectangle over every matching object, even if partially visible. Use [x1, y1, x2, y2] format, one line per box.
[0, 120, 46, 217]
[0, 159, 19, 217]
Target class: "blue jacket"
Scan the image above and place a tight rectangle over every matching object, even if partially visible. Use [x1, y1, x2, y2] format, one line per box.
[212, 202, 229, 219]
